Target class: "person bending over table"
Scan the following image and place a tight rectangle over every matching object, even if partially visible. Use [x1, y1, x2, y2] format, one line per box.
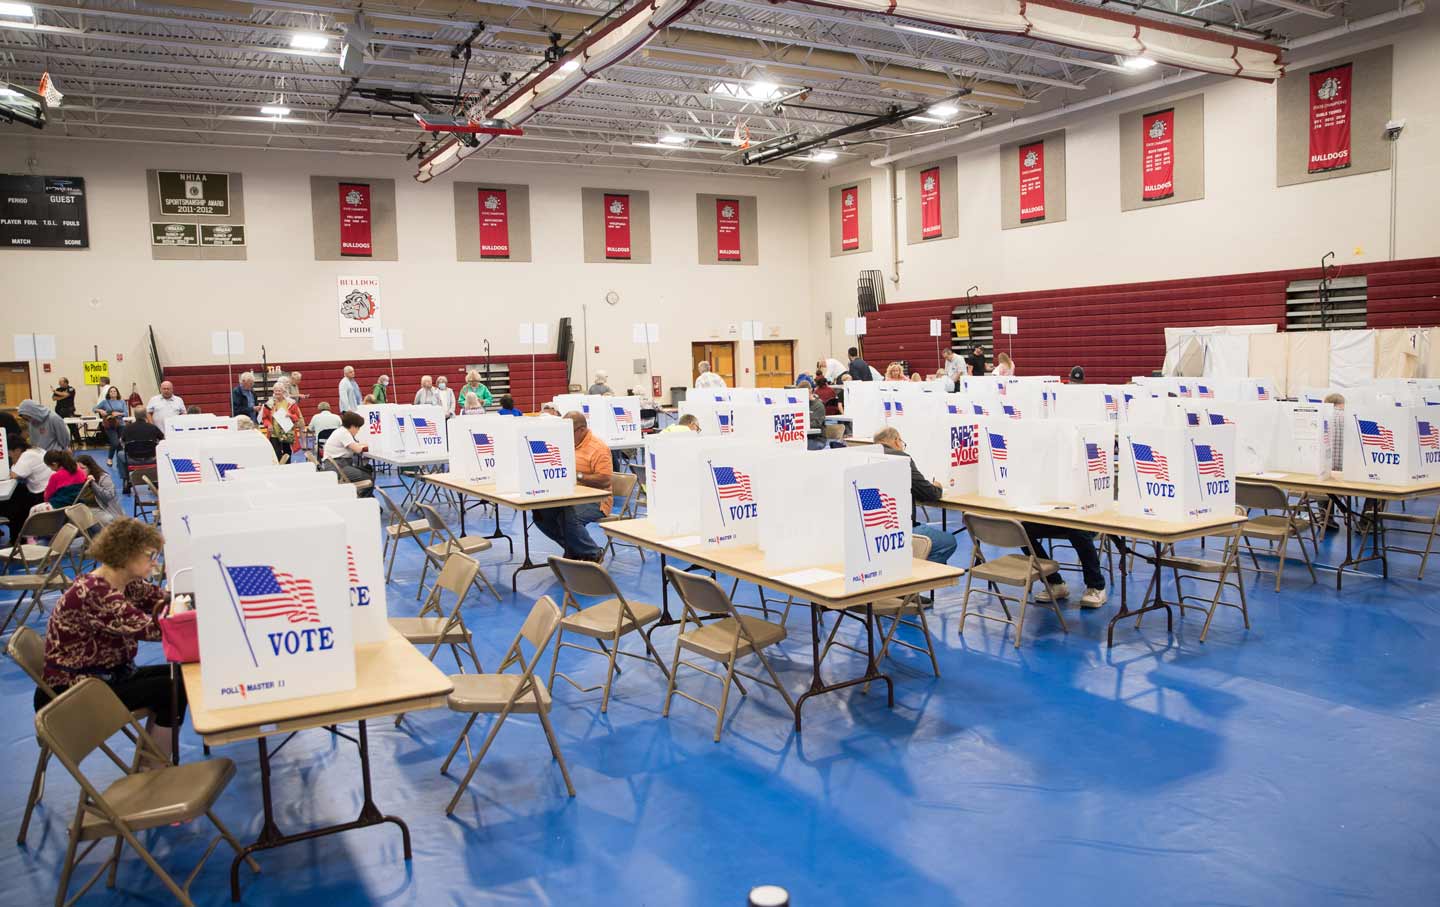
[533, 412, 612, 562]
[34, 518, 184, 764]
[18, 399, 70, 452]
[42, 449, 88, 507]
[4, 433, 51, 534]
[660, 413, 701, 434]
[323, 411, 375, 494]
[1023, 524, 1107, 608]
[872, 427, 957, 568]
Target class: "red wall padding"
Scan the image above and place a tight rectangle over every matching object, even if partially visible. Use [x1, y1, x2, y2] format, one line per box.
[164, 354, 570, 415]
[868, 257, 1440, 386]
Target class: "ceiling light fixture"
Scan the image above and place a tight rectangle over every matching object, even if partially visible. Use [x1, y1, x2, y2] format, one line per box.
[560, 59, 580, 73]
[289, 32, 329, 50]
[633, 141, 686, 150]
[807, 150, 838, 163]
[907, 114, 945, 125]
[895, 23, 964, 41]
[658, 133, 687, 145]
[1121, 56, 1157, 70]
[928, 103, 959, 118]
[260, 105, 291, 116]
[0, 2, 34, 19]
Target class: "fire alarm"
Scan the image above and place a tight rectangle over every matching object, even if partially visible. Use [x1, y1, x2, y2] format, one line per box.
[43, 363, 52, 373]
[594, 345, 600, 353]
[116, 353, 124, 361]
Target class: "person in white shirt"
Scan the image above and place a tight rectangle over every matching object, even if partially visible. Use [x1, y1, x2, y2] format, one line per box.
[694, 361, 727, 390]
[146, 381, 186, 433]
[3, 434, 52, 532]
[323, 411, 373, 493]
[414, 375, 442, 407]
[942, 349, 967, 392]
[435, 376, 456, 416]
[338, 366, 363, 414]
[824, 357, 847, 385]
[308, 402, 343, 437]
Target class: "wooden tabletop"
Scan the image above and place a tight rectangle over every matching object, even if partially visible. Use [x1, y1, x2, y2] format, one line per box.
[182, 628, 453, 745]
[423, 473, 613, 511]
[937, 493, 1245, 544]
[1238, 472, 1440, 502]
[600, 518, 963, 609]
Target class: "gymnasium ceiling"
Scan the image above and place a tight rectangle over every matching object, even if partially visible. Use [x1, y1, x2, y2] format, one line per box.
[0, 0, 1411, 179]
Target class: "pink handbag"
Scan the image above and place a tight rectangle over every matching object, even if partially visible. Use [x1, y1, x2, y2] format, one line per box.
[160, 609, 199, 664]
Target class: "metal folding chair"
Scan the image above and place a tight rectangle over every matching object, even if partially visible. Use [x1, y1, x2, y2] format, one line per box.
[0, 524, 80, 638]
[820, 533, 940, 679]
[958, 513, 1068, 648]
[413, 503, 501, 603]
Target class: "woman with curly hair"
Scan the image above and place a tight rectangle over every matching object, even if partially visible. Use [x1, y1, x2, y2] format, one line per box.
[35, 518, 185, 761]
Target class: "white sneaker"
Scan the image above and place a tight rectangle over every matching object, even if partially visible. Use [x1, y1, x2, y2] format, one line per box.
[1033, 582, 1069, 602]
[1079, 587, 1108, 609]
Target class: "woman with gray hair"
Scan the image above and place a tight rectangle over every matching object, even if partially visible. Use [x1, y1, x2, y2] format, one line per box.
[17, 399, 70, 451]
[588, 371, 613, 395]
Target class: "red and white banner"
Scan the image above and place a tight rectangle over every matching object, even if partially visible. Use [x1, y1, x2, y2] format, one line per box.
[920, 167, 942, 239]
[338, 182, 373, 257]
[603, 193, 631, 260]
[840, 185, 859, 250]
[1141, 108, 1175, 202]
[1308, 63, 1352, 173]
[478, 188, 510, 259]
[1018, 142, 1046, 223]
[716, 198, 741, 261]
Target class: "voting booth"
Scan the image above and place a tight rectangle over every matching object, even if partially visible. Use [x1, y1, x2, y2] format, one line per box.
[166, 414, 235, 434]
[1268, 403, 1333, 477]
[978, 418, 1114, 510]
[360, 404, 406, 455]
[492, 415, 576, 497]
[189, 507, 357, 709]
[1052, 385, 1125, 425]
[1342, 407, 1438, 484]
[678, 399, 736, 437]
[644, 432, 705, 537]
[406, 405, 448, 455]
[552, 394, 640, 445]
[727, 401, 809, 449]
[697, 441, 772, 548]
[157, 432, 276, 488]
[1187, 401, 1276, 476]
[841, 455, 914, 593]
[1118, 424, 1236, 521]
[448, 413, 506, 482]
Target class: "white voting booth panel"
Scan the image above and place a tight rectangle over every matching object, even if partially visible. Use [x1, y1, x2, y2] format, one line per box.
[1052, 385, 1125, 424]
[678, 400, 736, 437]
[978, 418, 1113, 509]
[941, 411, 982, 494]
[361, 405, 405, 455]
[1342, 407, 1437, 483]
[945, 394, 992, 418]
[1122, 396, 1185, 428]
[1190, 401, 1275, 476]
[754, 446, 885, 571]
[843, 382, 886, 439]
[493, 416, 576, 497]
[166, 414, 235, 433]
[1269, 403, 1333, 477]
[448, 414, 507, 482]
[688, 388, 732, 405]
[554, 394, 639, 445]
[644, 433, 705, 537]
[729, 402, 808, 449]
[406, 405, 448, 455]
[189, 508, 357, 710]
[157, 433, 276, 489]
[1118, 425, 1236, 521]
[842, 456, 913, 593]
[696, 441, 773, 548]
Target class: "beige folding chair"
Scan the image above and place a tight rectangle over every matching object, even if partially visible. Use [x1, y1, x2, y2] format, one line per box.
[1379, 502, 1439, 580]
[1149, 521, 1250, 642]
[600, 472, 646, 563]
[325, 457, 373, 494]
[441, 595, 575, 815]
[1236, 483, 1317, 592]
[374, 487, 429, 583]
[63, 505, 102, 573]
[629, 462, 647, 509]
[1, 507, 72, 574]
[546, 555, 670, 713]
[662, 566, 795, 742]
[131, 472, 160, 522]
[36, 679, 259, 907]
[69, 478, 96, 510]
[958, 513, 1068, 648]
[391, 552, 484, 676]
[820, 534, 941, 679]
[413, 503, 501, 602]
[0, 523, 79, 638]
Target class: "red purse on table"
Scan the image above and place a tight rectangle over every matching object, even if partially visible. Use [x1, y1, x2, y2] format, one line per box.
[159, 570, 200, 664]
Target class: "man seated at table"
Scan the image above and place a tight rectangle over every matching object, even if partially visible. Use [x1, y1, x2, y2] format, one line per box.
[322, 411, 374, 494]
[533, 412, 612, 562]
[1024, 525, 1107, 608]
[117, 407, 165, 492]
[872, 428, 956, 569]
[660, 413, 700, 434]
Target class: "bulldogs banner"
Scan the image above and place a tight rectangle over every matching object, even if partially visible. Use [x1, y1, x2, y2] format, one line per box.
[478, 188, 510, 258]
[716, 198, 741, 261]
[840, 185, 860, 250]
[920, 167, 942, 239]
[1308, 63, 1352, 174]
[1141, 108, 1175, 201]
[842, 457, 913, 593]
[338, 181, 373, 257]
[1018, 141, 1046, 223]
[604, 193, 632, 260]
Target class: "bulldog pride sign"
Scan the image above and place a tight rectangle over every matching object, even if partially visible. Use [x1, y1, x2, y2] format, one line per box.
[716, 198, 741, 261]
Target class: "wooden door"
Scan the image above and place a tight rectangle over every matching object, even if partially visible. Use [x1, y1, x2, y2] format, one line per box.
[0, 362, 31, 409]
[754, 340, 795, 388]
[691, 342, 736, 387]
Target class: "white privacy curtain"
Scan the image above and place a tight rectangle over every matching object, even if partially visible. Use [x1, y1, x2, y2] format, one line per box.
[1328, 330, 1377, 389]
[1247, 333, 1289, 398]
[1162, 324, 1277, 377]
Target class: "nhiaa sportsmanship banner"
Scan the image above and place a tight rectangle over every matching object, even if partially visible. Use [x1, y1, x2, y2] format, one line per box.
[1018, 142, 1046, 223]
[604, 193, 631, 260]
[716, 198, 741, 261]
[1308, 63, 1352, 173]
[478, 188, 510, 259]
[1141, 108, 1175, 201]
[920, 167, 941, 239]
[840, 185, 859, 250]
[338, 182, 373, 257]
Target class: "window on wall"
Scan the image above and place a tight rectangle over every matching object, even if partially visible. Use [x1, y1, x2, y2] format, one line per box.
[1286, 276, 1368, 331]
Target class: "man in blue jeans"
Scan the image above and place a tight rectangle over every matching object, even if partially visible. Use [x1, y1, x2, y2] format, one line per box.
[872, 428, 958, 575]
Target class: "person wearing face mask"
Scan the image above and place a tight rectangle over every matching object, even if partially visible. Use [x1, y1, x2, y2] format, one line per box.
[414, 375, 442, 407]
[435, 375, 456, 416]
[371, 374, 390, 404]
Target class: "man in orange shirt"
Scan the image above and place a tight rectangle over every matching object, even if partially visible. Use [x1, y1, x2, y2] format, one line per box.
[533, 412, 613, 562]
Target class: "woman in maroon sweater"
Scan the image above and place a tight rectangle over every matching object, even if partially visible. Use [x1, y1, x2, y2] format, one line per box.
[35, 518, 185, 760]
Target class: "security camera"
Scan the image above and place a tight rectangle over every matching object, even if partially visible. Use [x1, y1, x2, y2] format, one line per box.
[1383, 118, 1405, 140]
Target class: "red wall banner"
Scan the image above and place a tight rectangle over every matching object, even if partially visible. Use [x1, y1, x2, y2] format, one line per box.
[604, 193, 631, 260]
[716, 198, 741, 261]
[1308, 63, 1352, 173]
[920, 167, 942, 239]
[478, 188, 510, 259]
[1141, 108, 1176, 202]
[1018, 142, 1046, 223]
[338, 182, 373, 257]
[840, 185, 859, 250]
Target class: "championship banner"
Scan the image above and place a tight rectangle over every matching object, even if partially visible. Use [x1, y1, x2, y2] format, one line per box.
[1018, 142, 1046, 222]
[338, 182, 373, 257]
[840, 186, 860, 250]
[1141, 108, 1175, 201]
[716, 198, 741, 261]
[1308, 63, 1352, 173]
[603, 193, 631, 260]
[478, 188, 510, 258]
[920, 167, 942, 239]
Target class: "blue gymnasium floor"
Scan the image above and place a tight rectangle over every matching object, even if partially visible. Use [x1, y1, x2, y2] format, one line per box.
[2, 460, 1439, 907]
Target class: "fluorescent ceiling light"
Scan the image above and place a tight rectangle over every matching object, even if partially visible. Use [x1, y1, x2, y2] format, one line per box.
[807, 150, 838, 163]
[633, 141, 685, 150]
[289, 32, 329, 50]
[895, 23, 963, 41]
[907, 115, 945, 125]
[560, 59, 579, 73]
[259, 105, 291, 116]
[712, 80, 781, 101]
[0, 3, 34, 19]
[657, 133, 687, 145]
[927, 103, 959, 118]
[1121, 56, 1157, 70]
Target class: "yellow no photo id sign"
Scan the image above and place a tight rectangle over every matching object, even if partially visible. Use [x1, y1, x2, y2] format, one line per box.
[83, 360, 110, 385]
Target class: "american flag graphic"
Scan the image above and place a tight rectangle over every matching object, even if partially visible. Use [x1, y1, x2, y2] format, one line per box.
[891, 400, 905, 416]
[346, 545, 361, 587]
[1357, 419, 1395, 452]
[1197, 385, 1214, 398]
[1132, 442, 1170, 481]
[413, 417, 439, 438]
[1178, 385, 1192, 398]
[1208, 413, 1234, 426]
[1419, 420, 1439, 450]
[857, 487, 900, 529]
[712, 466, 753, 502]
[998, 383, 1008, 397]
[973, 404, 987, 416]
[988, 432, 1008, 461]
[1085, 442, 1108, 474]
[1194, 444, 1226, 477]
[213, 461, 241, 480]
[1187, 413, 1201, 426]
[170, 456, 203, 484]
[947, 404, 958, 414]
[226, 565, 320, 624]
[718, 413, 733, 434]
[368, 411, 382, 434]
[471, 432, 494, 458]
[648, 452, 658, 482]
[529, 439, 563, 466]
[612, 406, 635, 426]
[1257, 386, 1270, 401]
[1002, 404, 1022, 419]
[1104, 395, 1118, 417]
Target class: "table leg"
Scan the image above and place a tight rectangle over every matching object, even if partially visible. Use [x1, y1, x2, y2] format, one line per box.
[168, 663, 180, 766]
[228, 722, 412, 902]
[1106, 541, 1170, 648]
[793, 603, 894, 732]
[508, 512, 550, 589]
[483, 501, 515, 558]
